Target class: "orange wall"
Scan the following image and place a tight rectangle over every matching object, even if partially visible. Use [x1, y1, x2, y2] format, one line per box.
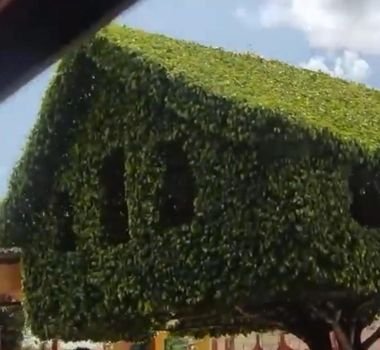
[0, 262, 22, 300]
[194, 336, 210, 350]
[112, 341, 132, 350]
[154, 331, 169, 350]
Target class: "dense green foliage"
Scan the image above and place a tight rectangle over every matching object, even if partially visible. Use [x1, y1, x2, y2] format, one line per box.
[0, 25, 380, 345]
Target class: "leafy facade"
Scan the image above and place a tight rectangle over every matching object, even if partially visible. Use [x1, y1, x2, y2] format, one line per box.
[0, 25, 380, 344]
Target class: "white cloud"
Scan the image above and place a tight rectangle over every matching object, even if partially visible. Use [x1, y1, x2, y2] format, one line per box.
[300, 50, 370, 82]
[257, 0, 380, 55]
[234, 1, 374, 83]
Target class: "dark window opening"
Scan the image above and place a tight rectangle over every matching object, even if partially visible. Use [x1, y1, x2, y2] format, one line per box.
[349, 166, 380, 228]
[99, 148, 129, 244]
[158, 141, 195, 227]
[52, 191, 76, 251]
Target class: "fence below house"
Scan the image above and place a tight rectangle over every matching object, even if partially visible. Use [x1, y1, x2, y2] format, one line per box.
[41, 326, 380, 350]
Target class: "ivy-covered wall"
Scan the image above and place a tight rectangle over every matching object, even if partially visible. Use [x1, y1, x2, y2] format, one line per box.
[0, 25, 380, 342]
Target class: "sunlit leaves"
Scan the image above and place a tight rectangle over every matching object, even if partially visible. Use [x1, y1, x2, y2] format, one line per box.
[0, 25, 380, 343]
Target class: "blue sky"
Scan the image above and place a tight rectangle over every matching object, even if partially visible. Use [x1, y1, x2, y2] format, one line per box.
[1, 0, 380, 196]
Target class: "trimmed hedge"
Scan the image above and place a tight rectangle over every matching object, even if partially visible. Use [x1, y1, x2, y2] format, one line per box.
[1, 25, 380, 342]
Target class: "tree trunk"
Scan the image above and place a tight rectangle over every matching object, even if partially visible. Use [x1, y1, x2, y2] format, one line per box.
[303, 331, 333, 350]
[352, 323, 363, 350]
[287, 321, 332, 350]
[336, 320, 364, 350]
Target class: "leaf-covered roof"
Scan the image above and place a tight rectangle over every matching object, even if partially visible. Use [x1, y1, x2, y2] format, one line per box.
[95, 25, 380, 153]
[1, 25, 380, 344]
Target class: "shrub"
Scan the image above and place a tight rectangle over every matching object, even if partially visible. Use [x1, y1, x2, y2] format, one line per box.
[1, 25, 380, 349]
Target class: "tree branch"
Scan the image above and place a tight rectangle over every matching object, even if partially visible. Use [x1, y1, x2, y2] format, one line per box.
[311, 307, 353, 350]
[362, 326, 380, 350]
[234, 306, 260, 319]
[354, 295, 380, 321]
[234, 305, 285, 330]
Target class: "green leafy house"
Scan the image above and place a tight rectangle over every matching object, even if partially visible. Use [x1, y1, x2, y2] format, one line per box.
[1, 25, 380, 349]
